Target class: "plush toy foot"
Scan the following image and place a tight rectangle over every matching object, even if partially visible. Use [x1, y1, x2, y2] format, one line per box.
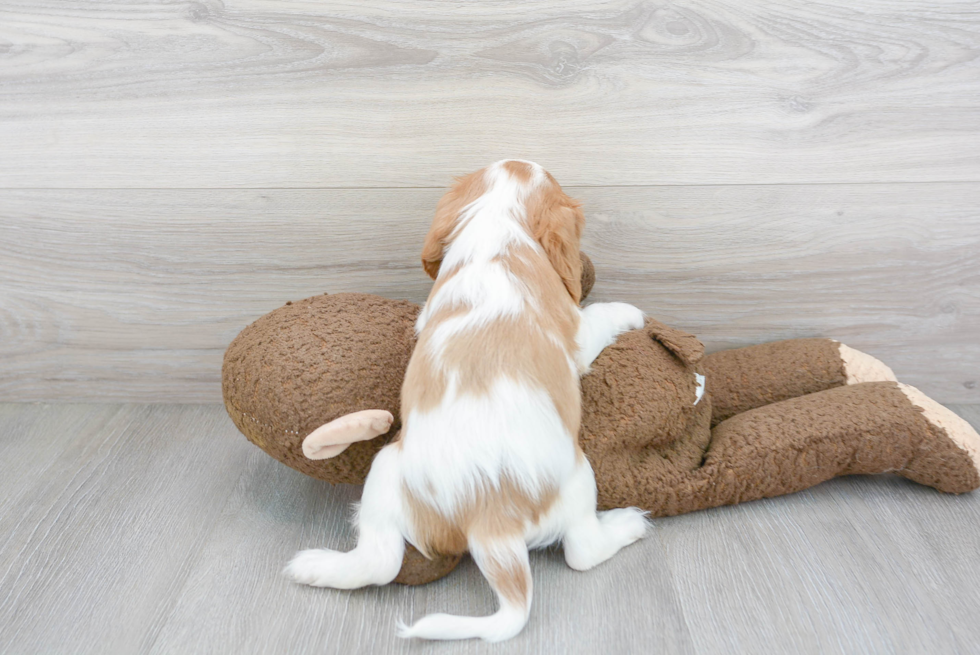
[302, 409, 394, 460]
[838, 343, 898, 384]
[898, 384, 980, 494]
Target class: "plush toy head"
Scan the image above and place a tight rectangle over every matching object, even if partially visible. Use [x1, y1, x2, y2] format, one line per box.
[222, 253, 596, 485]
[223, 293, 417, 485]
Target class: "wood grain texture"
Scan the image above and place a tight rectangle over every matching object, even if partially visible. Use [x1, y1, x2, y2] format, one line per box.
[660, 468, 980, 654]
[0, 404, 252, 654]
[0, 403, 978, 654]
[2, 184, 977, 403]
[146, 442, 695, 655]
[1, 0, 978, 187]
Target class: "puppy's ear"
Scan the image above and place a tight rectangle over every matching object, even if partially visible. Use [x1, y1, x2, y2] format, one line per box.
[421, 196, 457, 280]
[421, 171, 485, 280]
[531, 195, 585, 303]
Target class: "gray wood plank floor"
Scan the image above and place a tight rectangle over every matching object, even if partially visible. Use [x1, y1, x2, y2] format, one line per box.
[2, 403, 978, 654]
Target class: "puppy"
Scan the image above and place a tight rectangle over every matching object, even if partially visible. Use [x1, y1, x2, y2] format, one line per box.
[285, 160, 648, 642]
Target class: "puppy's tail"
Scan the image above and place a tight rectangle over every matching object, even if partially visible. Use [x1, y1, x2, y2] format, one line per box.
[397, 533, 531, 642]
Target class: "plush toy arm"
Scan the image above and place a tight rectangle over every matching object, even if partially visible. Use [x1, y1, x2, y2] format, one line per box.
[576, 302, 646, 372]
[302, 410, 394, 460]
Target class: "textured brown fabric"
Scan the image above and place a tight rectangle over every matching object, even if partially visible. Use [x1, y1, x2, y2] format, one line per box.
[696, 382, 980, 506]
[223, 293, 418, 485]
[393, 545, 462, 585]
[702, 338, 847, 426]
[580, 316, 710, 512]
[579, 252, 595, 302]
[223, 293, 978, 586]
[588, 381, 979, 516]
[643, 318, 705, 366]
[580, 319, 708, 457]
[903, 405, 980, 494]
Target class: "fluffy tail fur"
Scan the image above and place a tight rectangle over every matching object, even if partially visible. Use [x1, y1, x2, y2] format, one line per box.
[397, 534, 532, 642]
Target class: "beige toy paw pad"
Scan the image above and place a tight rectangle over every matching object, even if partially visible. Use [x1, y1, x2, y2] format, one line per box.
[899, 384, 980, 474]
[838, 343, 898, 384]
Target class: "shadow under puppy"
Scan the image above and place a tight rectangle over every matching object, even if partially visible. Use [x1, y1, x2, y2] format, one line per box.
[283, 160, 650, 641]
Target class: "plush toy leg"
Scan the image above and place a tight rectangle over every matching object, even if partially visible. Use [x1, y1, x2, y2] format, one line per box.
[593, 382, 979, 516]
[702, 339, 897, 426]
[691, 382, 980, 510]
[302, 409, 394, 460]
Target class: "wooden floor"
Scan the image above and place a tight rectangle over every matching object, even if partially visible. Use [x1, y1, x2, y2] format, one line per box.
[2, 402, 979, 654]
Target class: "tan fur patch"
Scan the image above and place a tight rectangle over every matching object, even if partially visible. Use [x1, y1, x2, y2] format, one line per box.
[501, 160, 534, 184]
[406, 478, 558, 557]
[404, 245, 582, 434]
[483, 551, 530, 608]
[421, 171, 487, 279]
[502, 245, 581, 348]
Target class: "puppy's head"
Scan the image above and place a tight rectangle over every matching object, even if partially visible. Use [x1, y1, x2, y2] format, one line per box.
[421, 160, 585, 303]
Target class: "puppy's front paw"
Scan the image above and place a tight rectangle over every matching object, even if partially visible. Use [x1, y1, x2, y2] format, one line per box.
[605, 302, 645, 333]
[284, 549, 338, 587]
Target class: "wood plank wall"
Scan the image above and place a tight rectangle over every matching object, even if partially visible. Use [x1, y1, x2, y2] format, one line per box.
[1, 1, 978, 402]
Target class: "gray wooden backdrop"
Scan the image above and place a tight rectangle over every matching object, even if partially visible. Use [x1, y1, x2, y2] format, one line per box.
[2, 0, 978, 403]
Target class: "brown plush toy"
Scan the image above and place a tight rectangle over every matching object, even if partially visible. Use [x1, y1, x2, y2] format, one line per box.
[223, 254, 980, 585]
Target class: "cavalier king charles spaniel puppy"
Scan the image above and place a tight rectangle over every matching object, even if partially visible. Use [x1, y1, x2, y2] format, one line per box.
[286, 160, 647, 642]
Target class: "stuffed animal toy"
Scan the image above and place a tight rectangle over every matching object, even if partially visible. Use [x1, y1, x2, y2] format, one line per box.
[223, 254, 980, 585]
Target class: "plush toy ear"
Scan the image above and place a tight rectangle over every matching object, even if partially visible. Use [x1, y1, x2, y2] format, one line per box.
[645, 318, 705, 366]
[302, 409, 394, 460]
[421, 171, 486, 280]
[531, 196, 585, 304]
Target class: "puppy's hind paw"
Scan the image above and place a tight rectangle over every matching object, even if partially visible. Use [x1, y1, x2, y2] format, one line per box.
[283, 549, 339, 587]
[599, 506, 649, 547]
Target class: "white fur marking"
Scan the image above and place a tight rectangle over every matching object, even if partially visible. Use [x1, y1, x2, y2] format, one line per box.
[421, 262, 527, 348]
[576, 302, 646, 372]
[415, 166, 542, 335]
[401, 377, 576, 519]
